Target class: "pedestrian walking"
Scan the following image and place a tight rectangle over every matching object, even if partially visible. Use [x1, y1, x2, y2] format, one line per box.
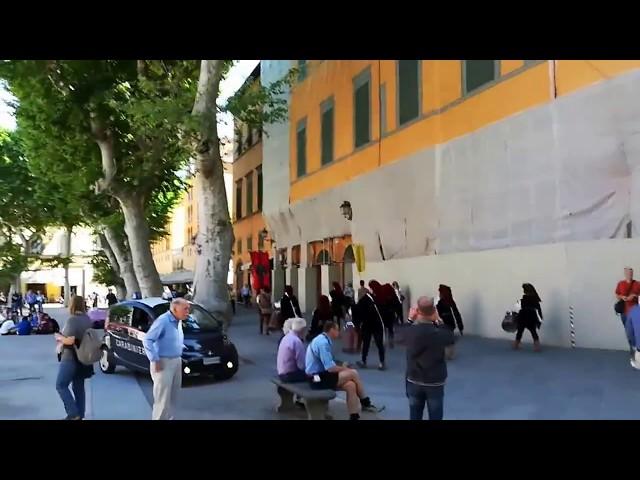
[241, 284, 251, 307]
[329, 282, 346, 328]
[392, 281, 405, 324]
[26, 290, 37, 314]
[280, 285, 302, 323]
[624, 304, 640, 369]
[36, 290, 45, 313]
[354, 284, 386, 370]
[344, 282, 355, 307]
[436, 284, 464, 359]
[615, 267, 640, 355]
[229, 286, 236, 315]
[142, 298, 189, 420]
[357, 280, 368, 302]
[369, 281, 398, 349]
[257, 287, 273, 335]
[106, 289, 118, 307]
[513, 283, 543, 351]
[308, 295, 332, 342]
[405, 296, 455, 420]
[54, 295, 93, 420]
[11, 291, 23, 316]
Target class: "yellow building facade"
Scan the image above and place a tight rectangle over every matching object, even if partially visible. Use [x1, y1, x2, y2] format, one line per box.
[231, 64, 269, 293]
[261, 60, 640, 350]
[151, 158, 233, 286]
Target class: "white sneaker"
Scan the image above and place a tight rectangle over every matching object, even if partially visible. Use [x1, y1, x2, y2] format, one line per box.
[631, 351, 640, 370]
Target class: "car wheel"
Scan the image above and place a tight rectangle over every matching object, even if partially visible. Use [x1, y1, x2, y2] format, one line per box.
[99, 347, 117, 374]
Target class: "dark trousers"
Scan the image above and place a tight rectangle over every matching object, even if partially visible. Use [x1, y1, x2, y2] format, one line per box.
[279, 370, 307, 383]
[395, 303, 404, 324]
[56, 360, 86, 419]
[361, 329, 385, 364]
[386, 322, 395, 343]
[406, 381, 444, 420]
[515, 323, 539, 342]
[231, 300, 236, 315]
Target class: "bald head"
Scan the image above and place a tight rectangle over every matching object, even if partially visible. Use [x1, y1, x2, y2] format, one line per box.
[417, 296, 437, 319]
[170, 297, 190, 320]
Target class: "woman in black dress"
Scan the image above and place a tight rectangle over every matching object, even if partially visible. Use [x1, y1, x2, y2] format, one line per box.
[280, 285, 302, 322]
[436, 284, 464, 359]
[329, 282, 346, 328]
[308, 295, 332, 342]
[514, 283, 543, 352]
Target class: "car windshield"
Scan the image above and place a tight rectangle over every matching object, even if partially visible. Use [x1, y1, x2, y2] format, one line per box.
[153, 303, 221, 332]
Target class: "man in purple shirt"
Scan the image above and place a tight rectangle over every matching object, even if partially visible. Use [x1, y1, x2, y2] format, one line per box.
[277, 317, 308, 382]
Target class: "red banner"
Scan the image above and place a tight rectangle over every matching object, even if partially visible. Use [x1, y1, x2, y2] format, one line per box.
[249, 251, 271, 291]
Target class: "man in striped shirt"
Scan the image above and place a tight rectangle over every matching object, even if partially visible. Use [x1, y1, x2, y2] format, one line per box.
[405, 296, 455, 420]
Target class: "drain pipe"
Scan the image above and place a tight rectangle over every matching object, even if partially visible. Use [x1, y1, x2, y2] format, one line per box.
[549, 60, 558, 99]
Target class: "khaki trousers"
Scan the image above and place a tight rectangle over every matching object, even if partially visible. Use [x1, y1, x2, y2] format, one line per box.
[150, 357, 182, 420]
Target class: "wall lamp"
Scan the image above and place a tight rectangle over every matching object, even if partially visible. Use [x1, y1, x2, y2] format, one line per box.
[340, 201, 353, 221]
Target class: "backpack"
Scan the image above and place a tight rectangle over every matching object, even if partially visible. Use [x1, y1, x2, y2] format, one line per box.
[74, 329, 103, 365]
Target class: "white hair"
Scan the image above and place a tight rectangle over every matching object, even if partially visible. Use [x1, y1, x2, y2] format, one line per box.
[283, 317, 306, 335]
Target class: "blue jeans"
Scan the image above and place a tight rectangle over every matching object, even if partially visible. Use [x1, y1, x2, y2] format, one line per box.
[56, 360, 86, 418]
[406, 380, 444, 420]
[621, 313, 635, 348]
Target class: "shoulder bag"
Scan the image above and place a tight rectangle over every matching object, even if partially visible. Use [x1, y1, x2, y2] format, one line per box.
[615, 280, 635, 314]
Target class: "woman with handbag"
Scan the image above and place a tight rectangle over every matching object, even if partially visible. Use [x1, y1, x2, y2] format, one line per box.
[436, 285, 464, 360]
[280, 286, 302, 324]
[513, 283, 543, 352]
[54, 295, 93, 420]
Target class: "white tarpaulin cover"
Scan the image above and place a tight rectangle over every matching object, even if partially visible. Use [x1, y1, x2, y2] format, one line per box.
[265, 70, 640, 263]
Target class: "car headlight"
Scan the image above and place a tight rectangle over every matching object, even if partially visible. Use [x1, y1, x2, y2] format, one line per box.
[223, 335, 231, 345]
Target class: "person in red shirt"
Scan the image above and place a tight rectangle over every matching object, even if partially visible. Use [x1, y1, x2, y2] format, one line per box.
[615, 267, 640, 352]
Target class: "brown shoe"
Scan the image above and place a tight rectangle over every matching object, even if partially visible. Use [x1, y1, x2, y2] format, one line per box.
[512, 340, 521, 350]
[533, 341, 542, 352]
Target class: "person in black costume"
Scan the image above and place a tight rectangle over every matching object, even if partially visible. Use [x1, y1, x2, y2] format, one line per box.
[514, 283, 543, 352]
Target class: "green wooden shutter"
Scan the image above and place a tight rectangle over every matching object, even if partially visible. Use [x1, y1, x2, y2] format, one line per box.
[321, 100, 334, 165]
[398, 60, 420, 125]
[465, 60, 496, 94]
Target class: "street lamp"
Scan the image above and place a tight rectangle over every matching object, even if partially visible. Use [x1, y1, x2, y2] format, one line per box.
[340, 201, 353, 221]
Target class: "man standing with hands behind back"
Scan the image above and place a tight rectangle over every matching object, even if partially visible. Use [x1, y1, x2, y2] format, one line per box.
[143, 298, 189, 420]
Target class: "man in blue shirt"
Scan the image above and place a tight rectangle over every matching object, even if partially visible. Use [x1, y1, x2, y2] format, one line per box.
[16, 316, 32, 336]
[305, 321, 380, 420]
[143, 298, 189, 420]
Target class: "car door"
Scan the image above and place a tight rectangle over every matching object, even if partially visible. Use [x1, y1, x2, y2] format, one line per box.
[128, 306, 153, 372]
[106, 303, 136, 367]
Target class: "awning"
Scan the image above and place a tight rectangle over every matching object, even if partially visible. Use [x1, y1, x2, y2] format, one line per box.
[160, 270, 194, 285]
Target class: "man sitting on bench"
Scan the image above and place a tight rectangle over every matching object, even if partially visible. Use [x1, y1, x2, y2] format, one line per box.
[277, 317, 308, 382]
[305, 321, 380, 420]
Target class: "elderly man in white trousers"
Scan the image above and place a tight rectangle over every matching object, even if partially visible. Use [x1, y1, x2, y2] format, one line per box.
[142, 298, 189, 420]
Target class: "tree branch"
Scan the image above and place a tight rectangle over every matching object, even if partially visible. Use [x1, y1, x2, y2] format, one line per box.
[98, 232, 121, 277]
[192, 60, 225, 175]
[90, 111, 119, 196]
[137, 60, 148, 79]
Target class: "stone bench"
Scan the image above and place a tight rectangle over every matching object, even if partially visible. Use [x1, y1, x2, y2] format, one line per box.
[271, 377, 336, 420]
